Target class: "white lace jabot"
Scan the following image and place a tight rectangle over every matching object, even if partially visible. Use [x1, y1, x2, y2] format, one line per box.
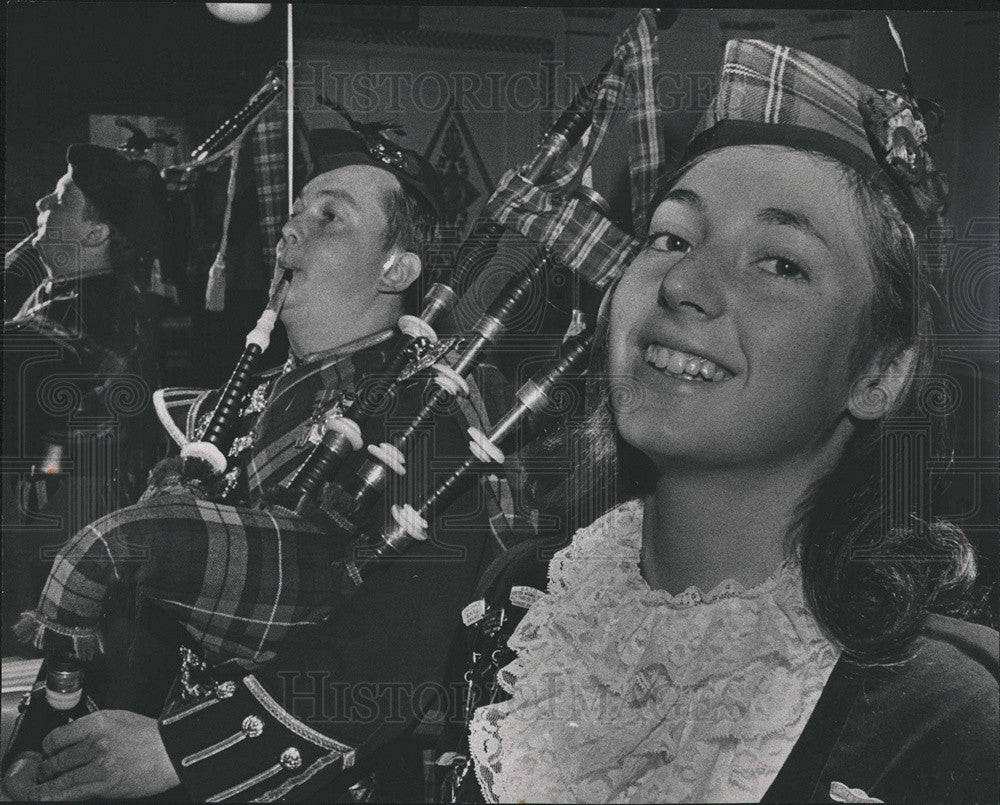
[469, 499, 840, 803]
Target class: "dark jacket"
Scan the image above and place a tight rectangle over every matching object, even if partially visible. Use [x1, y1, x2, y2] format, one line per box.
[764, 613, 999, 804]
[2, 271, 160, 648]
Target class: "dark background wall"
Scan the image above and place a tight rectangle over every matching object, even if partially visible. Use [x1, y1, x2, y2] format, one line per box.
[10, 6, 995, 232]
[5, 1, 284, 227]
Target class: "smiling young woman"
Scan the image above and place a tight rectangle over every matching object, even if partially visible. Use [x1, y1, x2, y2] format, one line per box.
[467, 38, 997, 805]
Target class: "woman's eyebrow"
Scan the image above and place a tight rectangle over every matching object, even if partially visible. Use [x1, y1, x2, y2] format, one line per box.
[657, 187, 705, 215]
[756, 207, 830, 249]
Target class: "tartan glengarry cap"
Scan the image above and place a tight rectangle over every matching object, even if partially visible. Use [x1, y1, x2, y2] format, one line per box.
[309, 128, 445, 222]
[681, 39, 947, 229]
[66, 144, 168, 257]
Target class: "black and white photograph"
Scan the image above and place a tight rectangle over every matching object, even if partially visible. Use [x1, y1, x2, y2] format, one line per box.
[2, 3, 998, 802]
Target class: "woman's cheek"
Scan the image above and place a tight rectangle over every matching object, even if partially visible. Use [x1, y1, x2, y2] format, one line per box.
[606, 303, 629, 377]
[761, 323, 851, 422]
[606, 275, 646, 368]
[606, 327, 627, 378]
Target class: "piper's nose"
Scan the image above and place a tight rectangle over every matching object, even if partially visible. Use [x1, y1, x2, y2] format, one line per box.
[280, 219, 300, 246]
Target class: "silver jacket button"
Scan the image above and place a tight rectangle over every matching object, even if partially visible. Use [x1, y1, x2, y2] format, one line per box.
[241, 715, 264, 738]
[280, 747, 302, 770]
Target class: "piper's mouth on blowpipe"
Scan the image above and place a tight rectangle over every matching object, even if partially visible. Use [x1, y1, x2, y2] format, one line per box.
[267, 268, 295, 312]
[245, 267, 293, 349]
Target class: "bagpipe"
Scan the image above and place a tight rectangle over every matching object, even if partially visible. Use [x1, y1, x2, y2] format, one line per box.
[160, 66, 285, 192]
[14, 7, 663, 683]
[172, 52, 615, 589]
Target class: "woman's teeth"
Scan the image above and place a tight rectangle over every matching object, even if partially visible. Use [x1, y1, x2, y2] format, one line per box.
[643, 344, 729, 381]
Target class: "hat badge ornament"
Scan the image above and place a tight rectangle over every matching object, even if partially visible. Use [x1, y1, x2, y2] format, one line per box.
[366, 139, 408, 171]
[317, 94, 410, 170]
[114, 117, 178, 160]
[861, 90, 930, 186]
[859, 15, 944, 189]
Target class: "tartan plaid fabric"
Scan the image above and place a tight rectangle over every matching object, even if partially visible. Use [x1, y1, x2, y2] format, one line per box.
[682, 38, 947, 229]
[688, 39, 878, 178]
[624, 9, 665, 232]
[484, 9, 660, 290]
[242, 355, 354, 503]
[13, 346, 363, 665]
[251, 92, 287, 276]
[23, 492, 330, 666]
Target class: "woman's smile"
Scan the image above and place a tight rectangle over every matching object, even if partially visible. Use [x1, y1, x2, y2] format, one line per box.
[633, 324, 737, 387]
[642, 344, 731, 382]
[629, 339, 736, 402]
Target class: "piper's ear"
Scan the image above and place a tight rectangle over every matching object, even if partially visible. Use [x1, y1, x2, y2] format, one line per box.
[848, 345, 918, 420]
[81, 221, 110, 248]
[376, 251, 422, 294]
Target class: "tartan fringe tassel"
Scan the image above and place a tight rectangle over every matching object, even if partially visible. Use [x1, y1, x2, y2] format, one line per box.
[204, 252, 228, 312]
[12, 610, 105, 660]
[203, 132, 245, 314]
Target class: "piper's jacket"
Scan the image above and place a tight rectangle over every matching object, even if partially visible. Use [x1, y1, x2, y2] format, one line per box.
[7, 331, 532, 801]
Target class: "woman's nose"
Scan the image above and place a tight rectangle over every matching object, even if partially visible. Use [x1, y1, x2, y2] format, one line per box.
[657, 252, 724, 319]
[36, 192, 55, 213]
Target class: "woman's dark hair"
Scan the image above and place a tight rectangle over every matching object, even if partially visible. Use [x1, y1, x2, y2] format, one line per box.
[557, 147, 979, 663]
[797, 158, 979, 663]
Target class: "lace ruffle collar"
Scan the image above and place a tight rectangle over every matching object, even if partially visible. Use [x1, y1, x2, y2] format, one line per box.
[566, 498, 799, 607]
[469, 499, 840, 803]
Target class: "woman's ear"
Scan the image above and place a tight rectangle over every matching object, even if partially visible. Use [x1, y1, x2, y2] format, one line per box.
[375, 251, 421, 294]
[848, 346, 918, 420]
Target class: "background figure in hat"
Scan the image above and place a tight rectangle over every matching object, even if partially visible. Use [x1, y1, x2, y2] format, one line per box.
[2, 125, 527, 802]
[1, 145, 166, 651]
[464, 35, 997, 805]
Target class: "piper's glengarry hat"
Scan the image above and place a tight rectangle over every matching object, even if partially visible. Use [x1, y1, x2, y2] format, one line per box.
[309, 128, 445, 222]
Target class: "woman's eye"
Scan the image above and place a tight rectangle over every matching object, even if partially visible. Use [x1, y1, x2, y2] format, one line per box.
[322, 209, 338, 222]
[646, 232, 692, 254]
[763, 257, 809, 282]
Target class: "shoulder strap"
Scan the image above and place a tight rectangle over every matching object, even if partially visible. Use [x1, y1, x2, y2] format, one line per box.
[473, 537, 549, 603]
[761, 655, 865, 803]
